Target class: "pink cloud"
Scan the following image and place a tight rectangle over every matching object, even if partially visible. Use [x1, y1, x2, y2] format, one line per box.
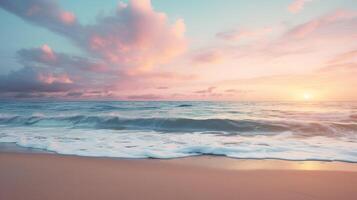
[0, 0, 187, 73]
[287, 10, 357, 38]
[111, 70, 197, 91]
[18, 45, 108, 73]
[192, 50, 224, 64]
[186, 9, 357, 96]
[59, 11, 76, 25]
[0, 67, 75, 93]
[216, 27, 273, 41]
[288, 0, 312, 14]
[40, 44, 56, 62]
[127, 94, 161, 100]
[0, 0, 191, 98]
[195, 87, 216, 94]
[38, 73, 73, 84]
[328, 50, 357, 64]
[0, 0, 80, 37]
[84, 0, 187, 71]
[4, 1, 356, 100]
[89, 35, 106, 50]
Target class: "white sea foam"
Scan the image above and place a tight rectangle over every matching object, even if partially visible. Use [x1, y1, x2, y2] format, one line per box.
[1, 127, 357, 161]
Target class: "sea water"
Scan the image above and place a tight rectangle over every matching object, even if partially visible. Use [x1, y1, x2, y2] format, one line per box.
[0, 101, 356, 161]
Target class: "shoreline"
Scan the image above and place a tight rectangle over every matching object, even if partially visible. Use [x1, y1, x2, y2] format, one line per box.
[1, 142, 357, 171]
[1, 142, 357, 172]
[1, 151, 357, 200]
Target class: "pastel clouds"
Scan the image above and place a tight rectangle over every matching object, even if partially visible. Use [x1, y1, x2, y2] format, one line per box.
[288, 0, 312, 14]
[192, 50, 224, 64]
[0, 0, 187, 98]
[0, 0, 186, 72]
[0, 67, 74, 93]
[187, 9, 357, 99]
[38, 73, 72, 84]
[195, 87, 216, 94]
[329, 50, 357, 64]
[216, 27, 273, 41]
[84, 1, 186, 71]
[200, 9, 357, 63]
[0, 0, 80, 37]
[17, 45, 107, 73]
[59, 11, 76, 25]
[286, 9, 357, 39]
[40, 44, 56, 62]
[0, 0, 356, 100]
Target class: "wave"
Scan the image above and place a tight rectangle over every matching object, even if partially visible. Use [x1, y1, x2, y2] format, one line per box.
[89, 105, 160, 111]
[1, 115, 356, 135]
[1, 127, 356, 161]
[176, 104, 193, 107]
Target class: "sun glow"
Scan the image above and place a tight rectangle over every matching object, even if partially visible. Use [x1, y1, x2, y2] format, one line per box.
[294, 90, 316, 101]
[303, 92, 312, 101]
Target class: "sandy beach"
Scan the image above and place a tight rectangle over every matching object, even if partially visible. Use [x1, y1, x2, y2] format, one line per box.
[1, 0, 356, 199]
[1, 151, 357, 200]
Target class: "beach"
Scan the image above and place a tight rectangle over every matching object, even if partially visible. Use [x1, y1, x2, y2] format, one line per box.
[1, 0, 356, 199]
[1, 101, 357, 200]
[1, 151, 357, 200]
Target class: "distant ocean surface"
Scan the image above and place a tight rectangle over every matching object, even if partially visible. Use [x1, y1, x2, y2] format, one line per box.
[0, 101, 357, 161]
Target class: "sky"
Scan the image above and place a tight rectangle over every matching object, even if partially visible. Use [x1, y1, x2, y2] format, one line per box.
[0, 0, 356, 101]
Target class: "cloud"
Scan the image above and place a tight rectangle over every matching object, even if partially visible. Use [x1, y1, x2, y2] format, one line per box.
[0, 0, 188, 98]
[184, 9, 357, 99]
[17, 44, 108, 73]
[66, 92, 83, 97]
[287, 0, 312, 14]
[13, 44, 117, 94]
[156, 86, 169, 90]
[201, 10, 357, 63]
[40, 44, 56, 61]
[192, 50, 224, 64]
[285, 10, 357, 39]
[127, 94, 161, 100]
[13, 92, 48, 99]
[0, 0, 187, 72]
[0, 42, 115, 98]
[84, 1, 187, 71]
[328, 50, 357, 64]
[0, 66, 74, 93]
[111, 70, 197, 92]
[224, 89, 250, 94]
[248, 10, 357, 63]
[318, 62, 357, 73]
[195, 86, 216, 94]
[216, 27, 273, 41]
[0, 0, 81, 35]
[2, 43, 194, 98]
[59, 11, 76, 25]
[1, 1, 356, 100]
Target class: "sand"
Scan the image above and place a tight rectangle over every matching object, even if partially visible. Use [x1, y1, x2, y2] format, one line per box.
[1, 152, 357, 200]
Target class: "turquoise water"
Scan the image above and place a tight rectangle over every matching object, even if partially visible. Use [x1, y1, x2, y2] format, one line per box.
[0, 101, 357, 161]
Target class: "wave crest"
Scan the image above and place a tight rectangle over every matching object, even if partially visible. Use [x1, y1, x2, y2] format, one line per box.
[1, 115, 356, 135]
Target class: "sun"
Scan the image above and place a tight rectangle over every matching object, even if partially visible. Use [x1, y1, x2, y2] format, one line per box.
[303, 92, 312, 101]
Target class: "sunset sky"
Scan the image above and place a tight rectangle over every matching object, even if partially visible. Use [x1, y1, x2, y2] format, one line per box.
[0, 0, 356, 101]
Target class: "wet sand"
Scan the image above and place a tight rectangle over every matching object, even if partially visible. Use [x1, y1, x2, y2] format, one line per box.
[1, 152, 357, 200]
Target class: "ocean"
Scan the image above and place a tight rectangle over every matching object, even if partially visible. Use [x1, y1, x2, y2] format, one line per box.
[0, 101, 356, 161]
